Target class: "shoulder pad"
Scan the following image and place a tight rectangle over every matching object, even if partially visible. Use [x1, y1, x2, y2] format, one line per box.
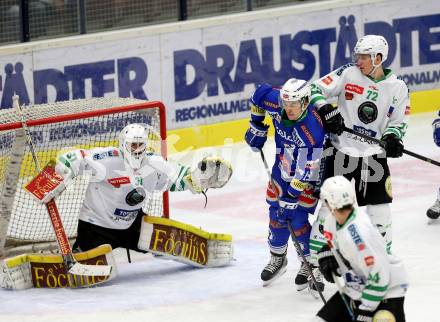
[250, 83, 274, 106]
[336, 63, 355, 76]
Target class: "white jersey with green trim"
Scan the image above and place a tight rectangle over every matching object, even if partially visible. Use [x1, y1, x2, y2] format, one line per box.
[56, 147, 189, 230]
[323, 208, 408, 311]
[311, 64, 410, 157]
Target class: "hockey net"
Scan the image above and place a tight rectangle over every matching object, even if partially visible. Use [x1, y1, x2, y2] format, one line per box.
[0, 98, 168, 257]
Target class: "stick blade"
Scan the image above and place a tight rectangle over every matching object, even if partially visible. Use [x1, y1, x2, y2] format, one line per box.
[68, 262, 112, 276]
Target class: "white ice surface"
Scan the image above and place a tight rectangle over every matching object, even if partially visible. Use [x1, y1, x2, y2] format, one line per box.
[1, 112, 440, 322]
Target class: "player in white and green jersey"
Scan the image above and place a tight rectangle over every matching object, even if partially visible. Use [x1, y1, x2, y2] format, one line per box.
[315, 176, 408, 322]
[308, 35, 410, 262]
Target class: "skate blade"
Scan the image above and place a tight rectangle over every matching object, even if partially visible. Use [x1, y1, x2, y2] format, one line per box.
[296, 283, 309, 291]
[308, 287, 321, 299]
[296, 283, 320, 298]
[299, 279, 324, 299]
[262, 266, 287, 287]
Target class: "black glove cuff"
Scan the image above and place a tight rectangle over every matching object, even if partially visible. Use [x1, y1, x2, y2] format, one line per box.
[317, 250, 333, 260]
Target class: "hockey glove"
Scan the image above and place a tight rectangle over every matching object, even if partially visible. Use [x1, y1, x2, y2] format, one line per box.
[277, 196, 298, 224]
[433, 116, 440, 147]
[380, 133, 404, 158]
[317, 244, 339, 283]
[184, 156, 233, 193]
[317, 104, 345, 135]
[354, 308, 374, 322]
[245, 121, 270, 151]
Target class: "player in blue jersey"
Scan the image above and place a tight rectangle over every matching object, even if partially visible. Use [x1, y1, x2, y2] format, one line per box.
[427, 111, 440, 220]
[244, 78, 326, 292]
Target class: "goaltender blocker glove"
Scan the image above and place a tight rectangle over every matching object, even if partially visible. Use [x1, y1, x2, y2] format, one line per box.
[184, 156, 233, 193]
[354, 307, 375, 322]
[317, 103, 345, 135]
[317, 244, 339, 283]
[245, 121, 270, 151]
[433, 114, 440, 147]
[277, 196, 298, 224]
[380, 133, 404, 158]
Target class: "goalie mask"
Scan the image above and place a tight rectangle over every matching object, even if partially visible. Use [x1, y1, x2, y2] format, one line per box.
[119, 124, 149, 170]
[279, 78, 310, 119]
[320, 176, 356, 211]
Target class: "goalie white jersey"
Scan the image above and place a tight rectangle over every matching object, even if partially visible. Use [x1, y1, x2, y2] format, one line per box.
[323, 208, 408, 311]
[56, 147, 189, 230]
[311, 64, 410, 157]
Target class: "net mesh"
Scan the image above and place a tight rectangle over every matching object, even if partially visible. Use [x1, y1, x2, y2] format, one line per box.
[0, 97, 167, 248]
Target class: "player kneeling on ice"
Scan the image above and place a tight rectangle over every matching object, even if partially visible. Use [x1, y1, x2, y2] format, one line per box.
[427, 111, 440, 221]
[244, 78, 325, 292]
[315, 176, 408, 322]
[49, 124, 232, 267]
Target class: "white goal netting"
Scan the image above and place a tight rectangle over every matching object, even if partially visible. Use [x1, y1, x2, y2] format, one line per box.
[0, 97, 168, 256]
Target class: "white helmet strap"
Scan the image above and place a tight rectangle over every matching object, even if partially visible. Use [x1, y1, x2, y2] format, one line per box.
[368, 53, 383, 76]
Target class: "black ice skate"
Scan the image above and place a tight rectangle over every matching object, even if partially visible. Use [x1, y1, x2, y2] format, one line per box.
[427, 199, 440, 220]
[295, 260, 310, 291]
[307, 266, 325, 298]
[261, 252, 287, 286]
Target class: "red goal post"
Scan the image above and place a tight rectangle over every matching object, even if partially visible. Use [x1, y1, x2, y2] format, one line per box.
[0, 97, 169, 257]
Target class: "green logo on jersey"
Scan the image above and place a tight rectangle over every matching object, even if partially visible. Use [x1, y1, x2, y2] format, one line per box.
[358, 101, 378, 124]
[368, 272, 380, 284]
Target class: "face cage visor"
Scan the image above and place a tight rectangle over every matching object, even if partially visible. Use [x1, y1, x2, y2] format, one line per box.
[125, 141, 147, 159]
[280, 96, 309, 112]
[352, 51, 383, 69]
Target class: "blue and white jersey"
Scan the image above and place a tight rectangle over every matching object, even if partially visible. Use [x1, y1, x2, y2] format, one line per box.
[250, 83, 325, 206]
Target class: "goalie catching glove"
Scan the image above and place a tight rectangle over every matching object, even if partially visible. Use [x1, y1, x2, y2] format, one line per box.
[183, 156, 233, 193]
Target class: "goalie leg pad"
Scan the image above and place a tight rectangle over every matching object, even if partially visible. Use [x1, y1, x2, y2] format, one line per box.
[0, 244, 117, 289]
[138, 216, 233, 267]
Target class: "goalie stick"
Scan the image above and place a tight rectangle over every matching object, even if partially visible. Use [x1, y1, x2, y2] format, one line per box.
[259, 149, 326, 304]
[14, 95, 112, 277]
[343, 126, 440, 167]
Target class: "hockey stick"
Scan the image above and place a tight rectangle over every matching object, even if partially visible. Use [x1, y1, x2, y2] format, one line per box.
[343, 126, 440, 167]
[259, 149, 326, 304]
[326, 238, 357, 321]
[332, 272, 355, 321]
[14, 95, 112, 277]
